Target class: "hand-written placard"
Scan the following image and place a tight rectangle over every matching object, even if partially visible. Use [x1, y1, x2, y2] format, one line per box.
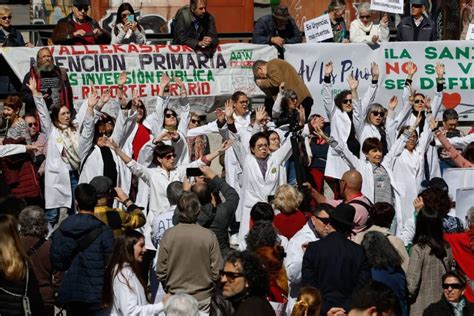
[370, 0, 403, 14]
[466, 24, 474, 40]
[304, 14, 333, 43]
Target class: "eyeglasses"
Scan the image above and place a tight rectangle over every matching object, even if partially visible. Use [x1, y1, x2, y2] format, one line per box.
[28, 122, 37, 127]
[315, 216, 330, 224]
[165, 113, 177, 118]
[442, 283, 463, 290]
[163, 153, 176, 160]
[371, 111, 384, 117]
[219, 270, 244, 282]
[342, 99, 352, 104]
[1, 16, 12, 20]
[256, 143, 269, 149]
[75, 5, 89, 12]
[359, 15, 371, 19]
[414, 99, 424, 104]
[191, 119, 201, 125]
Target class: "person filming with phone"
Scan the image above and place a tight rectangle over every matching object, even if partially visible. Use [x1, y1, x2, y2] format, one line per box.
[111, 3, 147, 44]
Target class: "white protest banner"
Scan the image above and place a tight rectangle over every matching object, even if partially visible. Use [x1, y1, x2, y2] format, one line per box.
[304, 14, 333, 43]
[370, 0, 404, 14]
[456, 188, 474, 224]
[443, 168, 474, 202]
[467, 24, 474, 40]
[1, 44, 277, 112]
[284, 41, 474, 121]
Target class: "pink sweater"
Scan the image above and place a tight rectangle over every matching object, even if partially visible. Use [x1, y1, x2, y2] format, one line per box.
[436, 131, 473, 168]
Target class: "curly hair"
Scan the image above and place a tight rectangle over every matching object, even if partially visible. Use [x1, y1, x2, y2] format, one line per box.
[246, 221, 279, 252]
[18, 206, 49, 239]
[273, 184, 303, 214]
[361, 231, 402, 269]
[334, 90, 351, 111]
[420, 187, 452, 217]
[225, 250, 269, 297]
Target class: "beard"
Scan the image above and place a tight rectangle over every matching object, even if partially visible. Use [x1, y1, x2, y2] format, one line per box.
[38, 62, 55, 72]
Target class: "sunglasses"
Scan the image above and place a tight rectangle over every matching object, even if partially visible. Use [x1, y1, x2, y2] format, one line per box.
[442, 283, 463, 290]
[219, 270, 244, 282]
[1, 16, 12, 20]
[359, 15, 371, 19]
[414, 99, 424, 104]
[191, 119, 201, 124]
[163, 153, 176, 160]
[371, 111, 384, 117]
[315, 216, 330, 224]
[165, 113, 177, 118]
[97, 131, 112, 137]
[28, 122, 37, 127]
[75, 5, 89, 12]
[342, 99, 352, 104]
[412, 4, 423, 8]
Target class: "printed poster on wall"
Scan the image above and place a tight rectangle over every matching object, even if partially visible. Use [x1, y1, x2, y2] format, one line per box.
[370, 0, 404, 15]
[303, 14, 333, 43]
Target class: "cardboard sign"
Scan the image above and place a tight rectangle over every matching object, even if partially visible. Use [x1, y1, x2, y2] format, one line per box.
[304, 14, 333, 43]
[466, 24, 474, 40]
[370, 0, 404, 15]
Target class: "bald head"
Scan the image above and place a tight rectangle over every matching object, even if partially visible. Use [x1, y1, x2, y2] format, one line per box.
[342, 170, 362, 191]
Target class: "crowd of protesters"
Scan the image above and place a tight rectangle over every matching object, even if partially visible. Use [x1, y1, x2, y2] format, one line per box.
[0, 0, 474, 316]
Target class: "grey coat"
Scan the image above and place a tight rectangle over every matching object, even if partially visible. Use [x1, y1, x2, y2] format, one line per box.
[396, 16, 437, 42]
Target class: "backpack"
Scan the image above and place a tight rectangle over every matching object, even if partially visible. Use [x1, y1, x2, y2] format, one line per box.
[170, 5, 193, 37]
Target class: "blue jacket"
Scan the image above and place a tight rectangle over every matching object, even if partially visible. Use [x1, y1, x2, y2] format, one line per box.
[302, 231, 371, 315]
[50, 213, 114, 305]
[252, 14, 302, 45]
[372, 267, 408, 316]
[0, 27, 26, 47]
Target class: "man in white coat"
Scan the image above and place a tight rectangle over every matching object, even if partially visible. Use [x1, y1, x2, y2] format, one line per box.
[285, 203, 332, 314]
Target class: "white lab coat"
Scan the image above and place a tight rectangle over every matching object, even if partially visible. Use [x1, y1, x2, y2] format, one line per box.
[284, 222, 319, 315]
[0, 144, 26, 157]
[330, 131, 409, 234]
[34, 95, 88, 209]
[111, 265, 164, 315]
[349, 19, 390, 43]
[236, 136, 293, 246]
[323, 82, 377, 179]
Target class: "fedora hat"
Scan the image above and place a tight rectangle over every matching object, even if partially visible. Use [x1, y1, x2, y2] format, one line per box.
[410, 0, 427, 5]
[273, 5, 290, 21]
[328, 203, 356, 227]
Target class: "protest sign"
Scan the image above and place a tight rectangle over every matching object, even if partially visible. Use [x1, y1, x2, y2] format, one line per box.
[1, 44, 277, 112]
[456, 187, 474, 224]
[304, 14, 333, 43]
[443, 168, 474, 202]
[370, 0, 404, 14]
[284, 41, 474, 121]
[467, 24, 474, 40]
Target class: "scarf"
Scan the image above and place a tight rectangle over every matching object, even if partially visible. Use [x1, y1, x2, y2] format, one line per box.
[100, 147, 118, 188]
[347, 111, 361, 158]
[355, 19, 374, 35]
[377, 125, 388, 155]
[58, 125, 80, 170]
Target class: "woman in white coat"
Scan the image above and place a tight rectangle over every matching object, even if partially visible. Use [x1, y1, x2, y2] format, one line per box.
[102, 229, 166, 315]
[236, 130, 293, 247]
[322, 61, 378, 182]
[349, 2, 389, 44]
[27, 76, 93, 226]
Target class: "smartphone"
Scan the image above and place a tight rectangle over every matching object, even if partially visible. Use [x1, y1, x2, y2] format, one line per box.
[186, 168, 203, 177]
[128, 14, 134, 23]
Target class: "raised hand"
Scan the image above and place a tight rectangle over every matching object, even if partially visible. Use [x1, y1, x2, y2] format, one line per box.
[310, 115, 325, 130]
[224, 99, 234, 120]
[296, 104, 306, 126]
[168, 130, 180, 142]
[159, 73, 170, 88]
[435, 62, 445, 79]
[27, 76, 39, 96]
[255, 105, 266, 124]
[103, 136, 118, 150]
[175, 77, 187, 97]
[413, 196, 424, 213]
[388, 96, 398, 111]
[406, 61, 417, 79]
[215, 107, 225, 123]
[347, 74, 359, 91]
[87, 86, 99, 108]
[218, 140, 233, 152]
[324, 61, 333, 77]
[380, 13, 388, 26]
[429, 119, 438, 131]
[118, 71, 127, 86]
[98, 88, 111, 109]
[132, 88, 140, 109]
[199, 165, 217, 179]
[371, 62, 379, 81]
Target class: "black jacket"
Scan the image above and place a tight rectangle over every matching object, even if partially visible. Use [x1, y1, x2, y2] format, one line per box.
[50, 213, 114, 306]
[0, 27, 26, 47]
[396, 15, 437, 41]
[172, 6, 218, 50]
[302, 231, 371, 315]
[423, 296, 474, 316]
[0, 266, 43, 316]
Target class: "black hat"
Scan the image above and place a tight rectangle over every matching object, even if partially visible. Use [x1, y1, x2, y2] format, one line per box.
[410, 0, 427, 5]
[328, 203, 356, 227]
[426, 177, 449, 192]
[73, 0, 90, 6]
[89, 176, 113, 198]
[273, 5, 290, 21]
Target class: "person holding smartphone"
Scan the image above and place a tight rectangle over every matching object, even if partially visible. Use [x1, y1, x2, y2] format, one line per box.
[111, 3, 147, 44]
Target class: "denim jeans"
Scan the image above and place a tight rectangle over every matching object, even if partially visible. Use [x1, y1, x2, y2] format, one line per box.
[46, 171, 78, 226]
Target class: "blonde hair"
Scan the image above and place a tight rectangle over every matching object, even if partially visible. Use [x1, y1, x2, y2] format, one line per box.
[273, 184, 303, 214]
[291, 286, 322, 316]
[0, 6, 11, 16]
[0, 214, 27, 282]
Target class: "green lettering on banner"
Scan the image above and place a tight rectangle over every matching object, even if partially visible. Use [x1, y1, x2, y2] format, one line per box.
[424, 64, 435, 75]
[230, 50, 253, 61]
[420, 78, 434, 89]
[384, 48, 411, 59]
[458, 63, 473, 75]
[425, 46, 474, 60]
[69, 73, 78, 86]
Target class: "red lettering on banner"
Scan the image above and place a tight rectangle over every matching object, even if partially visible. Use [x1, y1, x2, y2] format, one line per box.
[139, 84, 146, 96]
[112, 44, 126, 53]
[168, 83, 179, 95]
[181, 46, 194, 52]
[150, 84, 160, 96]
[138, 44, 153, 53]
[128, 44, 140, 53]
[82, 86, 91, 98]
[85, 46, 98, 54]
[386, 62, 416, 75]
[71, 46, 84, 55]
[58, 46, 70, 55]
[168, 45, 182, 53]
[153, 44, 167, 53]
[100, 45, 113, 54]
[188, 83, 197, 95]
[201, 82, 210, 95]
